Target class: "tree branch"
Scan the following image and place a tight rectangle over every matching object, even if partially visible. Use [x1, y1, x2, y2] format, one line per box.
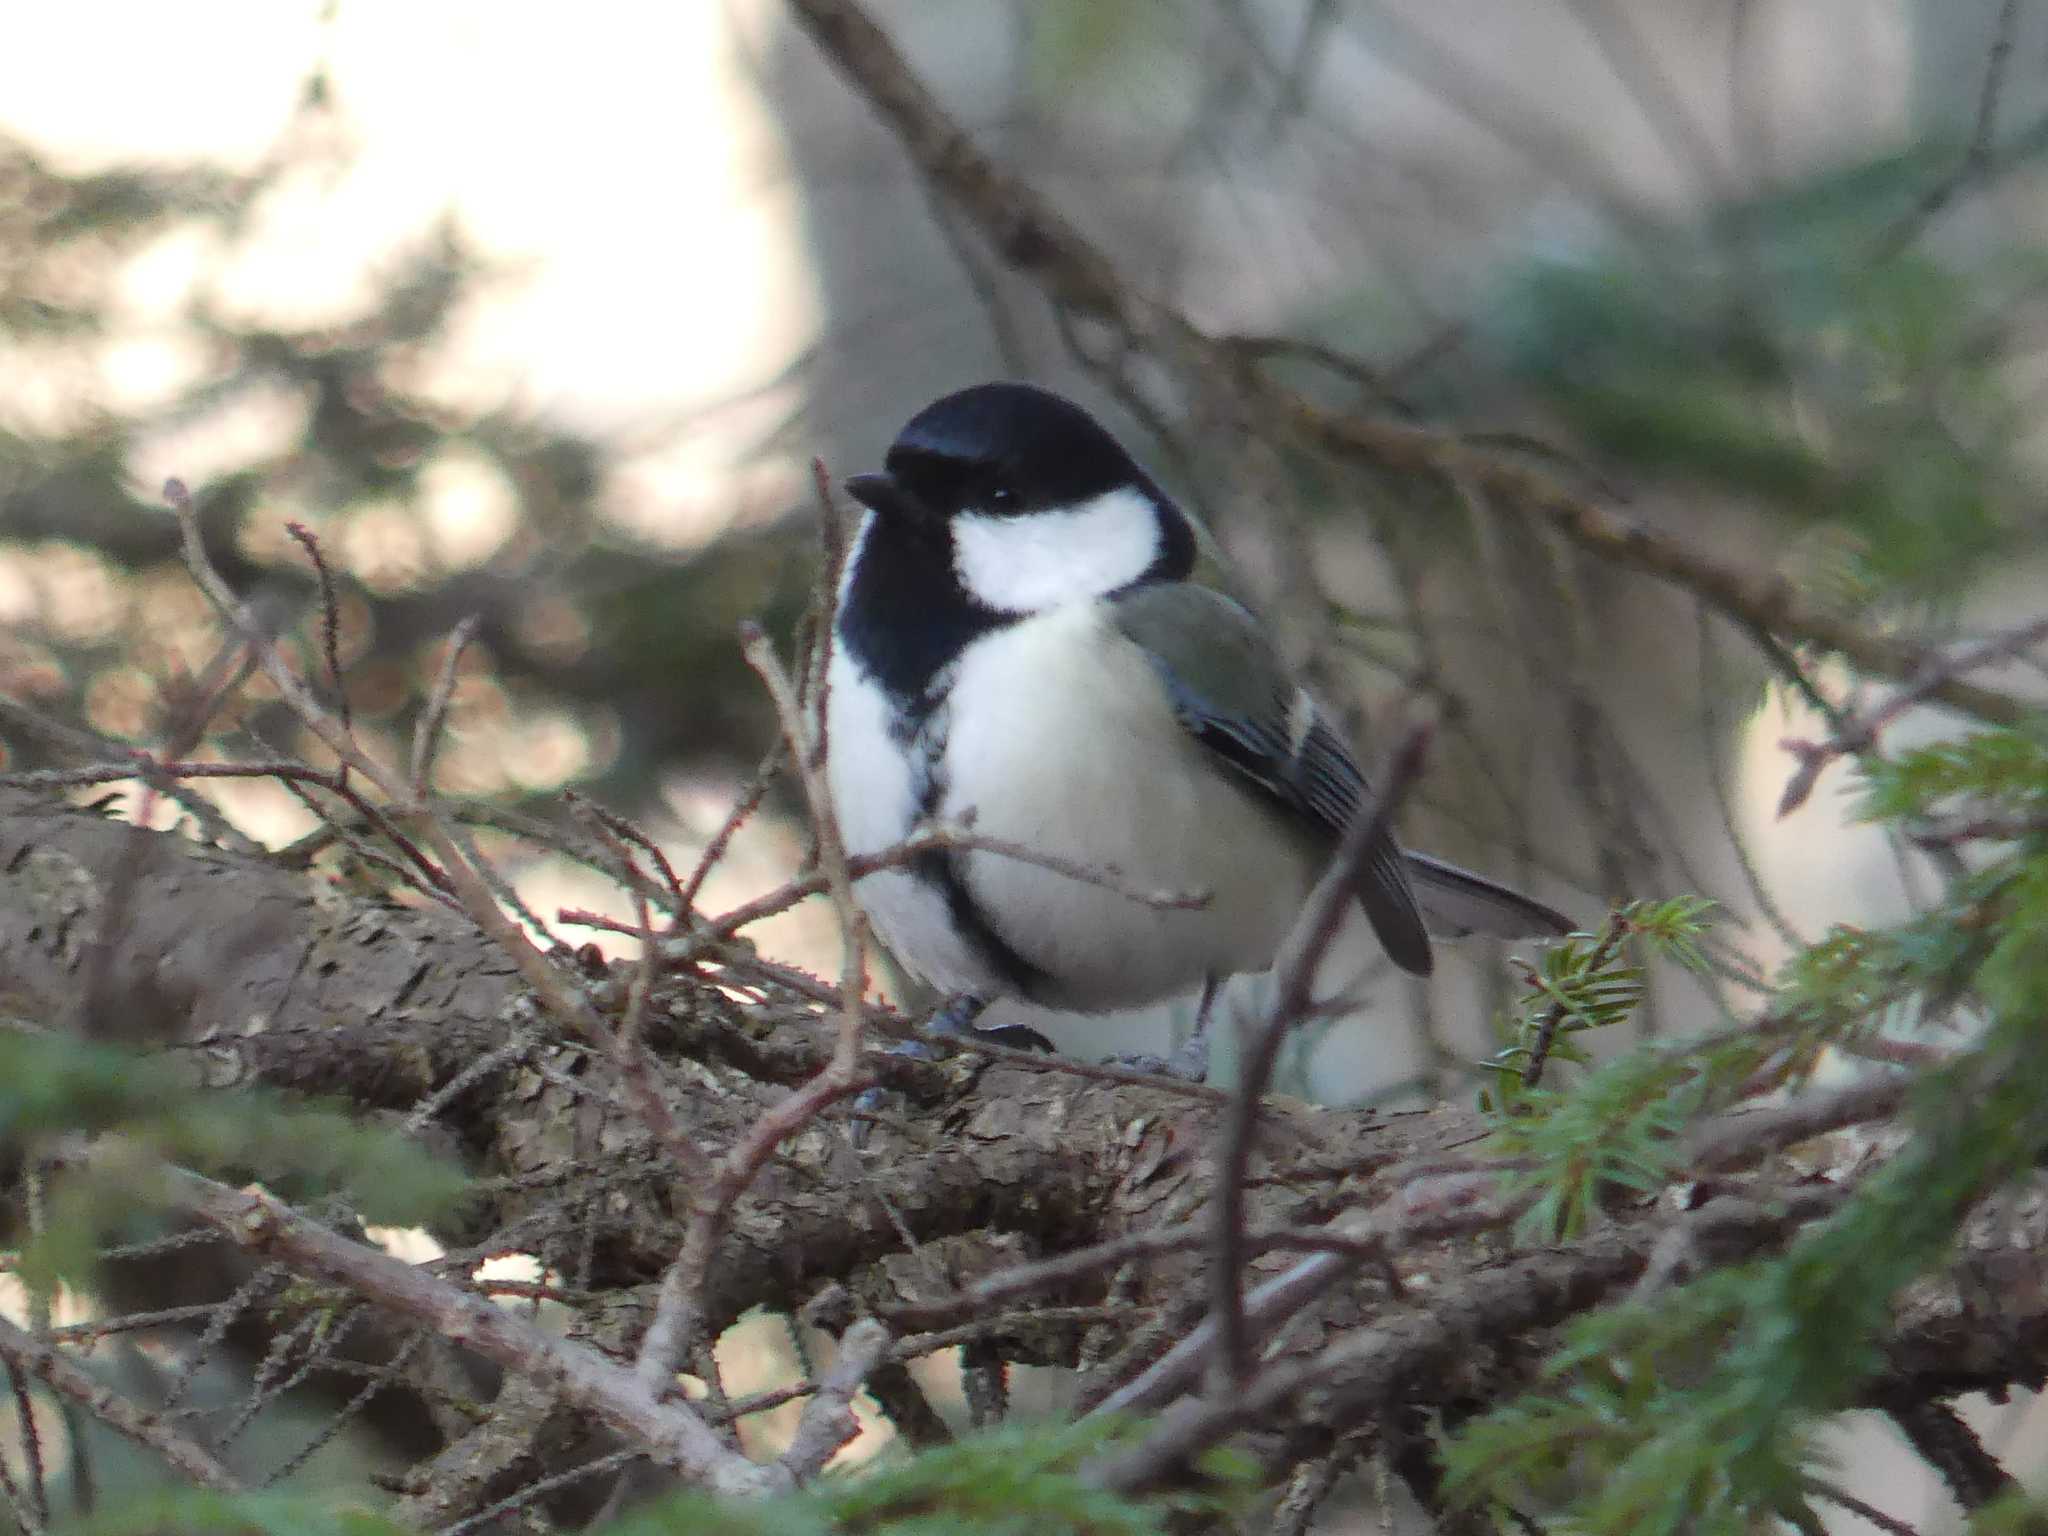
[0, 1313, 240, 1495]
[783, 0, 2040, 729]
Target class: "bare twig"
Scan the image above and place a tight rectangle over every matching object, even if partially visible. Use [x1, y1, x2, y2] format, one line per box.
[1101, 1158, 1519, 1421]
[663, 821, 1210, 954]
[0, 757, 337, 793]
[565, 801, 711, 1193]
[632, 624, 875, 1398]
[1092, 1235, 1648, 1495]
[1685, 1076, 1911, 1173]
[1871, 0, 2022, 262]
[7, 1361, 46, 1529]
[175, 1172, 779, 1498]
[0, 677, 262, 854]
[1805, 1479, 1927, 1536]
[284, 521, 353, 787]
[0, 1314, 240, 1494]
[802, 457, 849, 730]
[568, 804, 660, 1050]
[569, 792, 686, 920]
[1212, 723, 1432, 1387]
[887, 1218, 1422, 1333]
[164, 477, 611, 1047]
[410, 613, 479, 799]
[1882, 1399, 2018, 1512]
[780, 1317, 890, 1481]
[1776, 614, 2048, 818]
[675, 750, 781, 917]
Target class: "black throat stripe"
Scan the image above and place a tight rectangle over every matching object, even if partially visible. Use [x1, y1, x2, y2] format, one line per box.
[903, 707, 1051, 1001]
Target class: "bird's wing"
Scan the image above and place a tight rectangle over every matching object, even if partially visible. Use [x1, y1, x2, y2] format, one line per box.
[1109, 583, 1435, 976]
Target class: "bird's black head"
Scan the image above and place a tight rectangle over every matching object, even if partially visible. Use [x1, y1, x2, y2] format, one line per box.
[836, 382, 1197, 701]
[873, 381, 1154, 518]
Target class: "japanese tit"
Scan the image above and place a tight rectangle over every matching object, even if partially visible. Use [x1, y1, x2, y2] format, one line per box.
[824, 381, 1570, 1042]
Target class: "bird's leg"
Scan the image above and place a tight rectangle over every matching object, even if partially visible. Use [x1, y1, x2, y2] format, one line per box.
[1100, 975, 1219, 1083]
[925, 992, 990, 1039]
[1166, 973, 1221, 1083]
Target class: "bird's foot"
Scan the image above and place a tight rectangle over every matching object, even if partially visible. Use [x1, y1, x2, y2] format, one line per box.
[850, 995, 1054, 1148]
[1101, 976, 1218, 1083]
[1102, 1029, 1210, 1083]
[926, 993, 1055, 1053]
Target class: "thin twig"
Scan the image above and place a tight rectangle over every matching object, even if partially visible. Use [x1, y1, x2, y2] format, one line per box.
[410, 613, 479, 799]
[164, 477, 610, 1047]
[1776, 613, 2048, 818]
[664, 822, 1210, 953]
[779, 1317, 890, 1481]
[675, 750, 781, 917]
[569, 791, 687, 921]
[1871, 0, 2021, 263]
[175, 1171, 778, 1498]
[802, 456, 849, 728]
[886, 1219, 1419, 1333]
[570, 802, 710, 1188]
[740, 622, 869, 1071]
[1805, 1478, 1927, 1536]
[632, 625, 875, 1397]
[1092, 1208, 1616, 1492]
[7, 1363, 46, 1529]
[284, 521, 353, 788]
[1882, 1399, 2018, 1512]
[0, 1314, 240, 1494]
[1212, 723, 1433, 1388]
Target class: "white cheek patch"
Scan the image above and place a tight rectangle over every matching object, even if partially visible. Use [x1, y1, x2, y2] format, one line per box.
[951, 487, 1160, 614]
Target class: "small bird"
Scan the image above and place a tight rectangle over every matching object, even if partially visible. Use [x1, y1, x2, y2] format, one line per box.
[825, 381, 1570, 1060]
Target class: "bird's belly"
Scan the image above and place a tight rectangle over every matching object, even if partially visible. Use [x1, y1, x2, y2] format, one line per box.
[940, 611, 1316, 1010]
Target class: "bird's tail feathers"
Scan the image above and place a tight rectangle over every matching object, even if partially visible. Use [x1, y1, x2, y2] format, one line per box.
[1403, 852, 1575, 941]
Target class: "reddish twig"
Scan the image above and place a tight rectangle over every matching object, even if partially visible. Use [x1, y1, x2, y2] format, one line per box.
[1211, 723, 1433, 1388]
[632, 625, 879, 1405]
[1776, 614, 2048, 818]
[675, 751, 782, 917]
[165, 477, 610, 1047]
[285, 520, 353, 788]
[410, 613, 479, 799]
[568, 802, 710, 1188]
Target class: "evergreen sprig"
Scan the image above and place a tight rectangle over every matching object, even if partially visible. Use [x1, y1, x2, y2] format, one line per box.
[1447, 722, 2048, 1535]
[1481, 897, 1722, 1240]
[0, 1030, 467, 1293]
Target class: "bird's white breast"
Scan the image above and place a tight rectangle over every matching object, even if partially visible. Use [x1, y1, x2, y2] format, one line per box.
[929, 603, 1316, 1010]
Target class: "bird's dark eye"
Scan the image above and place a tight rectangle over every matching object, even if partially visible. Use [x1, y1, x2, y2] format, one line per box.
[986, 484, 1018, 512]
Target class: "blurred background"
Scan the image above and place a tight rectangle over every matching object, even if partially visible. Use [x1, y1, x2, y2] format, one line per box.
[4, 1, 2048, 1524]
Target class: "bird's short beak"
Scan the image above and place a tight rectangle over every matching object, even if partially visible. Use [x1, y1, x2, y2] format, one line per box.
[843, 471, 924, 522]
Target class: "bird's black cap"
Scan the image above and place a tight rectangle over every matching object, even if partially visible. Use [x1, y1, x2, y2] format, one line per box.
[880, 381, 1153, 513]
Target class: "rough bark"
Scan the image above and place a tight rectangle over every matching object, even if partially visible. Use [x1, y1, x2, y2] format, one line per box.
[5, 788, 2048, 1521]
